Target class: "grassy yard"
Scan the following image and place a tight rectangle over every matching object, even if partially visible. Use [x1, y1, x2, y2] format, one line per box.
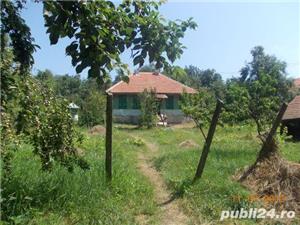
[1, 129, 157, 225]
[125, 124, 300, 225]
[1, 124, 299, 225]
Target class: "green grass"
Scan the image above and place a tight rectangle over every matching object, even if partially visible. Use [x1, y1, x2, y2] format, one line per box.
[2, 124, 299, 225]
[126, 124, 300, 224]
[1, 129, 157, 225]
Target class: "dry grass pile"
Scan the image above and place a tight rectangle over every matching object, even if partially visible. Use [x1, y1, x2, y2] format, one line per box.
[179, 140, 199, 149]
[238, 152, 300, 214]
[88, 125, 106, 135]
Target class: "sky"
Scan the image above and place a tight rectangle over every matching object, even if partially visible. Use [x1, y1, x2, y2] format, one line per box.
[21, 1, 300, 80]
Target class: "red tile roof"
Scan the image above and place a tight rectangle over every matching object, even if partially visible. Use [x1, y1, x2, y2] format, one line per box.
[283, 96, 300, 121]
[294, 78, 300, 88]
[107, 72, 197, 94]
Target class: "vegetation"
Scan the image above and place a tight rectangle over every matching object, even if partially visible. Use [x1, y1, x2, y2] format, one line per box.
[1, 0, 299, 224]
[180, 90, 215, 139]
[45, 1, 196, 80]
[139, 89, 159, 128]
[0, 39, 86, 177]
[1, 129, 157, 224]
[237, 46, 292, 137]
[35, 70, 107, 127]
[2, 124, 299, 224]
[128, 125, 300, 224]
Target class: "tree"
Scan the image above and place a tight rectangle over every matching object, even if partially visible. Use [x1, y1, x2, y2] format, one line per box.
[1, 1, 39, 71]
[43, 1, 197, 81]
[35, 72, 108, 127]
[180, 90, 215, 139]
[138, 64, 157, 72]
[139, 89, 159, 128]
[0, 35, 22, 177]
[35, 69, 56, 89]
[223, 46, 292, 160]
[222, 79, 250, 124]
[239, 46, 292, 137]
[54, 74, 81, 101]
[78, 79, 106, 127]
[1, 40, 87, 175]
[184, 65, 225, 98]
[164, 65, 189, 84]
[2, 1, 196, 82]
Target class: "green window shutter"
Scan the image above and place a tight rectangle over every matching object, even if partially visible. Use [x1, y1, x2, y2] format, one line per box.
[118, 95, 127, 109]
[132, 95, 140, 109]
[174, 96, 179, 109]
[166, 95, 174, 109]
[113, 97, 118, 109]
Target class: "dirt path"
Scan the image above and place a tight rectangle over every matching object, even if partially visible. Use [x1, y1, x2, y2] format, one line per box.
[134, 135, 190, 225]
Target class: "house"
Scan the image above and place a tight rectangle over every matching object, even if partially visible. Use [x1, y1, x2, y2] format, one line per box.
[282, 95, 300, 140]
[106, 72, 196, 124]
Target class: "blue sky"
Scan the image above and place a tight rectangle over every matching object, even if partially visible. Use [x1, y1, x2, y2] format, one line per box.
[22, 1, 300, 80]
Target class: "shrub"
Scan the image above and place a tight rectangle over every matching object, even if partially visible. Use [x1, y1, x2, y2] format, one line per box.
[139, 89, 159, 128]
[78, 89, 106, 127]
[16, 77, 88, 171]
[180, 90, 215, 138]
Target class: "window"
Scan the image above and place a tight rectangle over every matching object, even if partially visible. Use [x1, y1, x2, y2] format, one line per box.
[166, 95, 174, 109]
[132, 95, 140, 109]
[118, 95, 127, 109]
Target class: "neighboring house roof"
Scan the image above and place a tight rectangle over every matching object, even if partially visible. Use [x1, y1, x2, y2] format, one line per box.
[294, 78, 300, 88]
[68, 103, 79, 109]
[107, 72, 196, 94]
[283, 96, 300, 121]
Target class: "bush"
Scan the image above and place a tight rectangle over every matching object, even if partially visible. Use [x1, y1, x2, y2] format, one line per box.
[15, 77, 88, 171]
[78, 89, 106, 127]
[139, 89, 159, 128]
[180, 90, 215, 138]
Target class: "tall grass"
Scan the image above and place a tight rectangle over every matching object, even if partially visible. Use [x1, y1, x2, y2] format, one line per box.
[2, 125, 299, 225]
[1, 129, 157, 225]
[128, 125, 300, 224]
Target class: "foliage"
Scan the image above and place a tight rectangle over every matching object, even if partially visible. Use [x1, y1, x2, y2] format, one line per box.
[227, 46, 292, 136]
[53, 74, 82, 100]
[35, 71, 108, 127]
[138, 63, 157, 73]
[113, 68, 130, 85]
[78, 87, 106, 127]
[1, 42, 87, 174]
[35, 69, 57, 91]
[184, 65, 225, 98]
[139, 89, 159, 128]
[1, 131, 157, 224]
[180, 90, 215, 138]
[1, 36, 25, 177]
[15, 77, 88, 171]
[222, 79, 250, 124]
[43, 1, 197, 81]
[1, 0, 38, 70]
[164, 65, 189, 84]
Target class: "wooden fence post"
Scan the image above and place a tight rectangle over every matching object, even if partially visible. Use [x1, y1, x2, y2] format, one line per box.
[193, 99, 224, 182]
[105, 93, 113, 181]
[259, 103, 288, 158]
[239, 103, 288, 182]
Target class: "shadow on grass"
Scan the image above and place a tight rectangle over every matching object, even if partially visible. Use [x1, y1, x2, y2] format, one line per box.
[158, 178, 194, 206]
